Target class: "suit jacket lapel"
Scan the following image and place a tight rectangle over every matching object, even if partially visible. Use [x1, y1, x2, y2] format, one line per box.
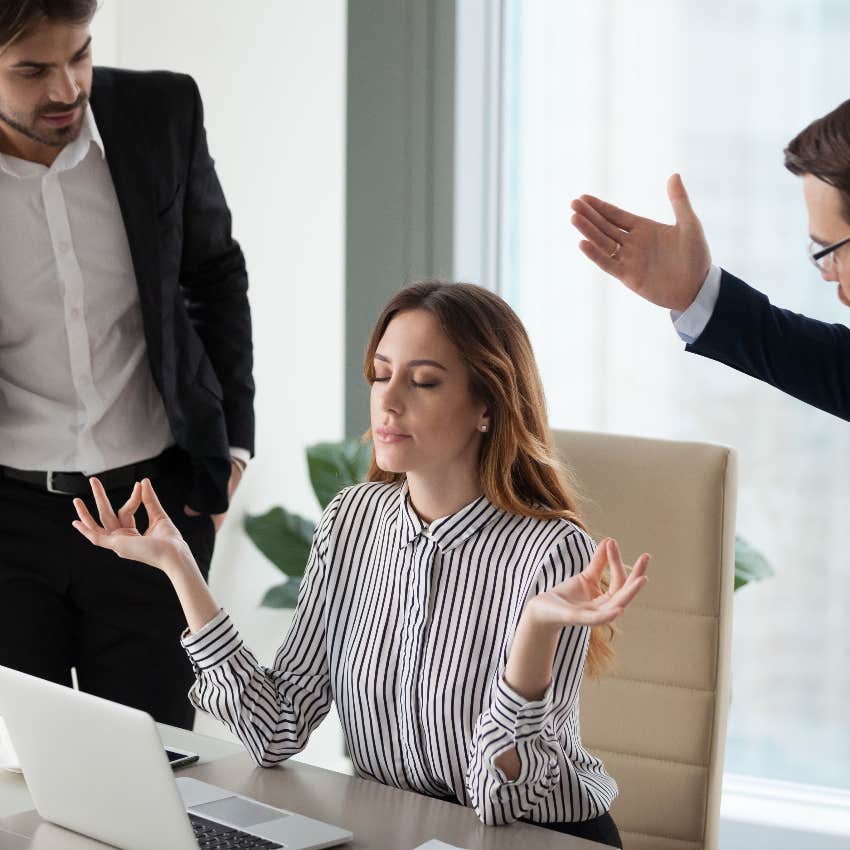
[89, 69, 163, 373]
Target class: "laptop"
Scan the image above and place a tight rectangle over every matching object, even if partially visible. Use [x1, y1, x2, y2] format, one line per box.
[0, 665, 353, 850]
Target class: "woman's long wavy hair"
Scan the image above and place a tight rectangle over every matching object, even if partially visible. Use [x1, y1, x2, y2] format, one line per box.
[362, 281, 614, 676]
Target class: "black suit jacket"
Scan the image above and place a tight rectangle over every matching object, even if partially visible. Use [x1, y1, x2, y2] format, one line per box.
[90, 67, 254, 514]
[687, 269, 850, 421]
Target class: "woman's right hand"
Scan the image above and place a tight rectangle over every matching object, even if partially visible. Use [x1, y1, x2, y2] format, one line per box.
[72, 477, 194, 576]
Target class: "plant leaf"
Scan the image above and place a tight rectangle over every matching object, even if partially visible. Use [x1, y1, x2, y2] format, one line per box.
[307, 437, 372, 509]
[244, 507, 315, 578]
[734, 535, 775, 591]
[260, 579, 302, 608]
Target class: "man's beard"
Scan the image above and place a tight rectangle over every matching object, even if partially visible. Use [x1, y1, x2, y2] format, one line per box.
[0, 93, 89, 149]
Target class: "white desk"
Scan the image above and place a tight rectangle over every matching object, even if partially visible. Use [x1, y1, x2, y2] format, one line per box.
[0, 724, 607, 849]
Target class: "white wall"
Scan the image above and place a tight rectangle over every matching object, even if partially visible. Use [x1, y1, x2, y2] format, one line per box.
[90, 1, 349, 769]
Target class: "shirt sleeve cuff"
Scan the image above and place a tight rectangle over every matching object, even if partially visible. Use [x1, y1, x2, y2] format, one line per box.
[180, 609, 243, 672]
[490, 676, 553, 741]
[229, 447, 250, 467]
[670, 264, 722, 344]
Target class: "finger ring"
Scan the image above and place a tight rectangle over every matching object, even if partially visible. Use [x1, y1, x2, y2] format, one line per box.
[609, 242, 621, 259]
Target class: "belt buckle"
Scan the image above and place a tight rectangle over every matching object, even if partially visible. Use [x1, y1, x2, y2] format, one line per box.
[47, 471, 78, 496]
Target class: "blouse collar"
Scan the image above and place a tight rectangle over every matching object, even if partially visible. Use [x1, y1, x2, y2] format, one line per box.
[396, 479, 503, 552]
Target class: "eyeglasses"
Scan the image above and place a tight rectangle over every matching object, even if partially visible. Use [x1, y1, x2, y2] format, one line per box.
[809, 235, 850, 273]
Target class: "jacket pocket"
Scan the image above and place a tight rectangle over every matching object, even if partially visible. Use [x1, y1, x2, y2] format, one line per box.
[195, 356, 224, 400]
[156, 182, 183, 218]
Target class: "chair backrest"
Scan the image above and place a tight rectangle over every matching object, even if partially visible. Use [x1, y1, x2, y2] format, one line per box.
[552, 429, 737, 850]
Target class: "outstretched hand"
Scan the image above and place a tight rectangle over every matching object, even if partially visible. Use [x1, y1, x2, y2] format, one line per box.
[72, 477, 192, 575]
[570, 173, 711, 313]
[527, 538, 649, 629]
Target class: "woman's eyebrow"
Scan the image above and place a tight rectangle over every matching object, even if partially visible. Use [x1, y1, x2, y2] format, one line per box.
[407, 359, 448, 370]
[373, 353, 447, 370]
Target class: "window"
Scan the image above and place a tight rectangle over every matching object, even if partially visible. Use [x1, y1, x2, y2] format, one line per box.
[495, 0, 850, 789]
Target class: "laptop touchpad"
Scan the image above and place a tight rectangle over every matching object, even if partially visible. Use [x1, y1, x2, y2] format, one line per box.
[190, 796, 289, 827]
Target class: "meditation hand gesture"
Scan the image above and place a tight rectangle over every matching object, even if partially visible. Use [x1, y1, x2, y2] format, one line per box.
[72, 478, 192, 576]
[526, 537, 649, 629]
[500, 536, 649, 732]
[570, 173, 711, 313]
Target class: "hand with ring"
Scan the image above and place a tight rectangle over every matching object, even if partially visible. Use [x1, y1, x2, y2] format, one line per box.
[570, 173, 712, 313]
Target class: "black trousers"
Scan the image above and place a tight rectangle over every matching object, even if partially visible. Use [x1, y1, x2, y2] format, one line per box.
[524, 811, 622, 847]
[440, 795, 622, 848]
[0, 449, 215, 729]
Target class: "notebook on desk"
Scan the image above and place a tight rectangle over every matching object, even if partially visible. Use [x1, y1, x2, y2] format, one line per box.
[0, 665, 353, 850]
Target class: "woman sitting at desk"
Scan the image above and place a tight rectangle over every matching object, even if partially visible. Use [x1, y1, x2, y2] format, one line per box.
[72, 282, 648, 848]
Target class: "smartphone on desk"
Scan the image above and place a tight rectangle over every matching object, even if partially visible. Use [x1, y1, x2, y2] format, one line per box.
[165, 746, 199, 769]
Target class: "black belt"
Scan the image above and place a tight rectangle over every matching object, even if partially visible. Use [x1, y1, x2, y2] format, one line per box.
[0, 446, 182, 496]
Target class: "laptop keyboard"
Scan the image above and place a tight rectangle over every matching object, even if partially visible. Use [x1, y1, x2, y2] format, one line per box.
[189, 813, 283, 849]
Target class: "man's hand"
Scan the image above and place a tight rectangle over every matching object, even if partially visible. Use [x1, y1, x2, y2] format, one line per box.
[183, 458, 244, 531]
[570, 173, 712, 313]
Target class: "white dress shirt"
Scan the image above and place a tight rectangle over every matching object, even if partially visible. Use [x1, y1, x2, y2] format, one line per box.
[0, 107, 249, 474]
[0, 107, 173, 473]
[181, 481, 618, 826]
[670, 264, 723, 344]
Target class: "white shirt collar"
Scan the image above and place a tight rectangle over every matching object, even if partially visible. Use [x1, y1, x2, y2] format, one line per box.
[84, 103, 105, 158]
[0, 102, 104, 178]
[52, 104, 104, 171]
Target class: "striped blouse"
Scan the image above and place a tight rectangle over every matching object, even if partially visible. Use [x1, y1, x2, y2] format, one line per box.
[181, 480, 618, 826]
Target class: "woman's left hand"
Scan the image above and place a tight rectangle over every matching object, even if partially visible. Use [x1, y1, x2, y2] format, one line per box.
[496, 538, 650, 771]
[526, 537, 649, 629]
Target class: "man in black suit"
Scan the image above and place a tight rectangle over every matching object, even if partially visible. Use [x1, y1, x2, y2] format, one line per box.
[0, 1, 254, 728]
[570, 100, 850, 422]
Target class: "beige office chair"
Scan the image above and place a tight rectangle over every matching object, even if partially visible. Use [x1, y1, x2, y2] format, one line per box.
[552, 429, 737, 850]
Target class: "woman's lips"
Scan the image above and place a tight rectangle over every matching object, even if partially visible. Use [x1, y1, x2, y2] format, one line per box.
[375, 427, 410, 444]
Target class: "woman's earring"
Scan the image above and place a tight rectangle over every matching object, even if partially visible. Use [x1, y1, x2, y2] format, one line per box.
[479, 424, 489, 432]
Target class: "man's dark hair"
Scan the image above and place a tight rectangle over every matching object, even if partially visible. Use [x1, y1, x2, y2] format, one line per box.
[785, 99, 850, 223]
[0, 0, 97, 50]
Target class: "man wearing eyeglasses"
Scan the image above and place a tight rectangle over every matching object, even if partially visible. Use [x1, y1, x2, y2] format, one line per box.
[570, 99, 850, 421]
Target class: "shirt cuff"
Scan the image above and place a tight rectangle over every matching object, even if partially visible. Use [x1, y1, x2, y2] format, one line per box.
[670, 264, 722, 344]
[181, 608, 243, 672]
[490, 676, 553, 742]
[229, 447, 250, 467]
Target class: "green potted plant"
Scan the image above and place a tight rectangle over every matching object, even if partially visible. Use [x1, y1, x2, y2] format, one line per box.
[732, 535, 774, 591]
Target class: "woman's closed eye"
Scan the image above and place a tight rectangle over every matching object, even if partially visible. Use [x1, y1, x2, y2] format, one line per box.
[372, 374, 439, 388]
